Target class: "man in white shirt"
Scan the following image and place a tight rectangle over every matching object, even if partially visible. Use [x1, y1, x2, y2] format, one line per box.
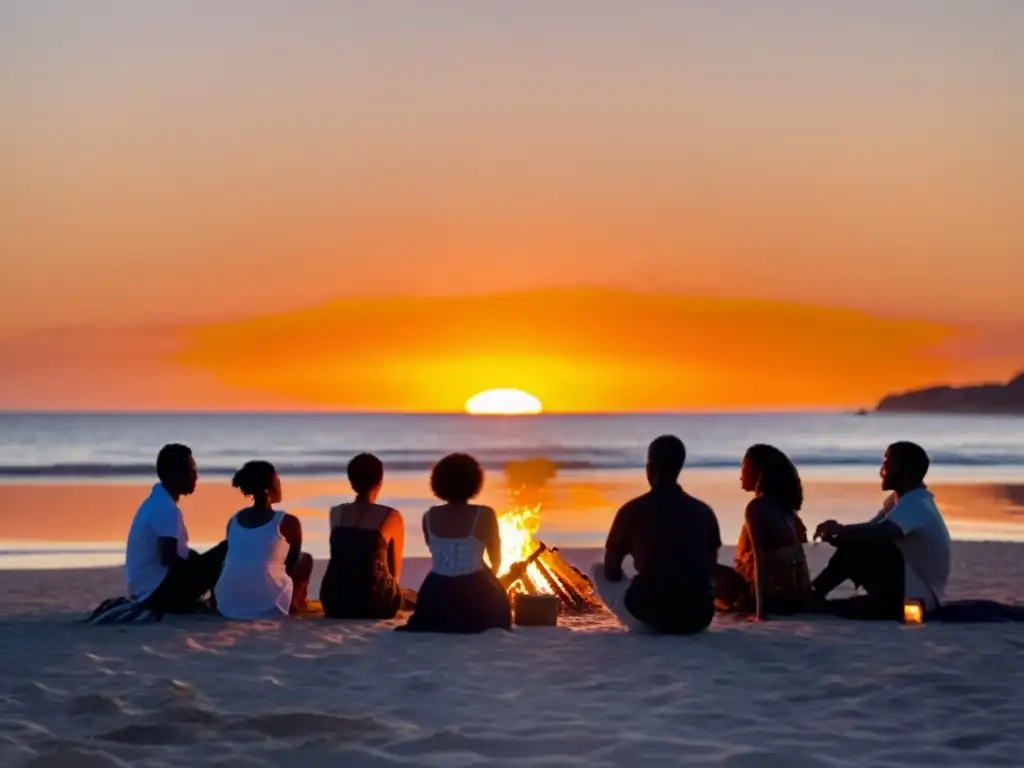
[812, 442, 951, 619]
[125, 443, 227, 614]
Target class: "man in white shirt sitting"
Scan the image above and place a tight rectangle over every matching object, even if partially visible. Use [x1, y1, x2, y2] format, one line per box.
[125, 443, 227, 614]
[811, 442, 951, 619]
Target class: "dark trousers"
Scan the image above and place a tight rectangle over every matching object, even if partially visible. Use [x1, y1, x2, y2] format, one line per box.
[146, 541, 227, 615]
[812, 541, 905, 620]
[625, 579, 715, 635]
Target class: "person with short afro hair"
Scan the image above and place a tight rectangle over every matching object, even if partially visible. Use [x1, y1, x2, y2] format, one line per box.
[125, 444, 228, 615]
[397, 453, 512, 633]
[591, 435, 722, 635]
[321, 453, 409, 619]
[812, 441, 951, 619]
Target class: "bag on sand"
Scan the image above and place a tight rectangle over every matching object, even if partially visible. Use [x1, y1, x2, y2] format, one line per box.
[87, 597, 162, 625]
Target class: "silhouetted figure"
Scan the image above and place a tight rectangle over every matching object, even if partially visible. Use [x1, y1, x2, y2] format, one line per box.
[321, 453, 407, 619]
[714, 445, 812, 619]
[214, 461, 314, 618]
[398, 453, 512, 633]
[126, 444, 227, 615]
[592, 435, 721, 634]
[813, 442, 951, 619]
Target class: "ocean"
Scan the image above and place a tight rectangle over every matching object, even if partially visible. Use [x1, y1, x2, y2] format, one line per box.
[1, 412, 1022, 568]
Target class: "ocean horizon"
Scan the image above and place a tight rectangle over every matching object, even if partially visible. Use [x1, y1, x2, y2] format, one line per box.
[2, 411, 1022, 569]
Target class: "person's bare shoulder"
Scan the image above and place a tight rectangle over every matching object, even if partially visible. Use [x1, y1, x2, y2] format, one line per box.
[280, 512, 303, 543]
[328, 502, 349, 526]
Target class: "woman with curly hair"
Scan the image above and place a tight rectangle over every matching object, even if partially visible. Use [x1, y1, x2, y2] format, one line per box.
[397, 453, 512, 633]
[715, 444, 812, 619]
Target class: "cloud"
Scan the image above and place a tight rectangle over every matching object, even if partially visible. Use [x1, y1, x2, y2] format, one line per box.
[173, 289, 969, 411]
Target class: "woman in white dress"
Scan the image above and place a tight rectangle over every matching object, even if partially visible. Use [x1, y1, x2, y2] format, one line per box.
[215, 461, 313, 619]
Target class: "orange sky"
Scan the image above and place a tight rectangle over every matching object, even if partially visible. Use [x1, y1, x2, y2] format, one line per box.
[0, 290, 1019, 412]
[1, 4, 1021, 410]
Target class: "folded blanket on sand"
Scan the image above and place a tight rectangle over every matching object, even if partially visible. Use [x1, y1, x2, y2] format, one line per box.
[87, 597, 161, 624]
[827, 595, 1024, 622]
[932, 600, 1024, 623]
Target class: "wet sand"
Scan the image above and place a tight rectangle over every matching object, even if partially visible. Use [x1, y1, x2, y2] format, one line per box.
[1, 475, 1022, 570]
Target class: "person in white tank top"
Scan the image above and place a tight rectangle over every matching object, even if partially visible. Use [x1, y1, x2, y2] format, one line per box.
[215, 461, 314, 619]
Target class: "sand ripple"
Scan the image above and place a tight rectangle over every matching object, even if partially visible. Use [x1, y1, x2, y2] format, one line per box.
[1, 543, 1022, 766]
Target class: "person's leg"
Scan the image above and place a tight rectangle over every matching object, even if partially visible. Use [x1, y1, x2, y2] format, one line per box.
[194, 540, 228, 592]
[589, 563, 653, 633]
[147, 541, 227, 615]
[714, 564, 752, 612]
[816, 542, 905, 620]
[813, 541, 900, 596]
[288, 552, 314, 612]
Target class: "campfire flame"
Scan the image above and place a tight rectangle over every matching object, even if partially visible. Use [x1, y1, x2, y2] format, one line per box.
[496, 500, 553, 595]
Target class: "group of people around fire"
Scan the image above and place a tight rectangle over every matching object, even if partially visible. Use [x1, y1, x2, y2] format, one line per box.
[122, 435, 951, 634]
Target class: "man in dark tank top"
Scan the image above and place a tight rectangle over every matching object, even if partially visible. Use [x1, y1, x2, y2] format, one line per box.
[592, 435, 721, 634]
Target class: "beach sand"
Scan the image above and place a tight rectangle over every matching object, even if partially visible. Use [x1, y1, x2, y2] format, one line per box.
[1, 544, 1023, 767]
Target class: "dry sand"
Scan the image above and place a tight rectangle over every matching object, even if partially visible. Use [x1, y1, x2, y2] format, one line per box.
[1, 543, 1023, 767]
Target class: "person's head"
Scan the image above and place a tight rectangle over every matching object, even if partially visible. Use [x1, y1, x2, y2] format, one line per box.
[156, 443, 197, 498]
[430, 453, 484, 504]
[881, 442, 930, 494]
[742, 444, 804, 511]
[231, 460, 282, 506]
[646, 435, 686, 487]
[348, 453, 384, 501]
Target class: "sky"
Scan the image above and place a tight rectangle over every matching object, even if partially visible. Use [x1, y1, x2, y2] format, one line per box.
[2, 2, 1022, 411]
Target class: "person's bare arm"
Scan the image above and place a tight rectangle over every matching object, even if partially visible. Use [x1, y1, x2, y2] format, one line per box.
[483, 507, 502, 575]
[744, 502, 768, 621]
[279, 514, 303, 573]
[386, 508, 405, 584]
[603, 503, 632, 582]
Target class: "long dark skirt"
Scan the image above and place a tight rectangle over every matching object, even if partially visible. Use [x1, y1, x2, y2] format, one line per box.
[398, 570, 511, 634]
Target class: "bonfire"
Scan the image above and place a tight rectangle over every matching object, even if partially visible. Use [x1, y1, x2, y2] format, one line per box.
[493, 483, 601, 614]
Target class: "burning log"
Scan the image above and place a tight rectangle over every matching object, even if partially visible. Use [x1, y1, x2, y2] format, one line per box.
[500, 541, 602, 614]
[498, 542, 548, 590]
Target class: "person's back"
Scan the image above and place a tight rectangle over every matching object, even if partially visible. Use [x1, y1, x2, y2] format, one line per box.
[881, 486, 950, 610]
[217, 509, 293, 619]
[424, 504, 489, 576]
[593, 435, 721, 634]
[322, 502, 403, 618]
[214, 461, 314, 619]
[612, 485, 721, 631]
[321, 454, 405, 619]
[398, 453, 512, 633]
[125, 482, 188, 603]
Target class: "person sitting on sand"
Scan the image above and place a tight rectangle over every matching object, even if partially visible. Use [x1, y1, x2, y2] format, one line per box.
[125, 443, 227, 614]
[812, 442, 951, 619]
[320, 453, 407, 619]
[398, 453, 512, 633]
[591, 435, 721, 634]
[714, 444, 813, 619]
[214, 461, 314, 619]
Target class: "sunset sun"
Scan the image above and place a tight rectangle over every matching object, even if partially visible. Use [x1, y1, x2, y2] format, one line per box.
[465, 388, 543, 416]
